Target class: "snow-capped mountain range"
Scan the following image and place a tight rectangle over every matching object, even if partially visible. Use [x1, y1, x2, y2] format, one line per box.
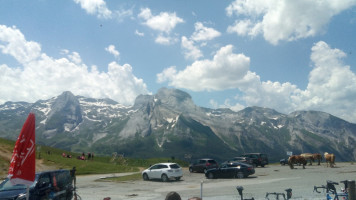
[1, 88, 355, 162]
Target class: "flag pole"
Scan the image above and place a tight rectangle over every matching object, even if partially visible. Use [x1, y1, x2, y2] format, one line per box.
[26, 186, 29, 200]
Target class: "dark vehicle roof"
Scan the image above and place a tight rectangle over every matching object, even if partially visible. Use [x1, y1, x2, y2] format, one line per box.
[36, 169, 70, 174]
[227, 161, 251, 166]
[221, 161, 252, 167]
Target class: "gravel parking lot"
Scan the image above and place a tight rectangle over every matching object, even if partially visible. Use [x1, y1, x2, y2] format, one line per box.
[76, 162, 356, 200]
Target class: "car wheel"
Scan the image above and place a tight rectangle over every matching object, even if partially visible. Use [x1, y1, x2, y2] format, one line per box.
[161, 174, 169, 182]
[261, 164, 265, 167]
[175, 177, 181, 181]
[236, 172, 244, 179]
[207, 172, 214, 179]
[189, 167, 193, 173]
[142, 173, 149, 181]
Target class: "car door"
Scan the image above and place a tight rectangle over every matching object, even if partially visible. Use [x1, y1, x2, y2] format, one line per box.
[198, 159, 206, 172]
[148, 164, 161, 179]
[193, 159, 204, 172]
[218, 164, 233, 178]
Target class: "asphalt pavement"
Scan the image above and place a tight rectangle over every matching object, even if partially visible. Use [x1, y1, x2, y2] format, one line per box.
[76, 162, 356, 200]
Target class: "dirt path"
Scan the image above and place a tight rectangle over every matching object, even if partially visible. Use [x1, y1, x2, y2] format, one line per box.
[0, 145, 57, 177]
[0, 145, 12, 160]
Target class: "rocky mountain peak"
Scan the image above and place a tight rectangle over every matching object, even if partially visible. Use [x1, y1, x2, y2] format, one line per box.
[51, 91, 78, 110]
[45, 91, 82, 134]
[155, 88, 195, 112]
[133, 94, 154, 108]
[237, 106, 284, 122]
[156, 87, 192, 102]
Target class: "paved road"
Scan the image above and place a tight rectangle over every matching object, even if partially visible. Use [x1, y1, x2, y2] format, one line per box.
[76, 162, 356, 200]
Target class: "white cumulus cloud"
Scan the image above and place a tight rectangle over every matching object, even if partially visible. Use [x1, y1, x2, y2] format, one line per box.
[155, 35, 179, 45]
[191, 22, 221, 42]
[138, 8, 184, 33]
[226, 0, 356, 45]
[297, 41, 356, 121]
[234, 41, 356, 123]
[138, 8, 184, 45]
[105, 45, 120, 58]
[157, 45, 250, 91]
[0, 25, 41, 64]
[73, 0, 112, 19]
[181, 36, 203, 60]
[135, 30, 144, 37]
[0, 25, 148, 105]
[158, 39, 356, 122]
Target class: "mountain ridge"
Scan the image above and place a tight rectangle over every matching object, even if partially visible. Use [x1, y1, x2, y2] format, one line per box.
[0, 88, 355, 162]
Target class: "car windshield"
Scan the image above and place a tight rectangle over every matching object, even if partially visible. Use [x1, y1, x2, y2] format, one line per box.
[0, 176, 37, 192]
[169, 164, 180, 169]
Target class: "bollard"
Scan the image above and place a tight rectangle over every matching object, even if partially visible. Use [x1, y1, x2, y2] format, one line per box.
[349, 180, 355, 200]
[200, 180, 203, 199]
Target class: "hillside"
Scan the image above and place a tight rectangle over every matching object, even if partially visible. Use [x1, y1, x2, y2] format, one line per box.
[0, 88, 355, 163]
[1, 138, 169, 178]
[0, 138, 59, 177]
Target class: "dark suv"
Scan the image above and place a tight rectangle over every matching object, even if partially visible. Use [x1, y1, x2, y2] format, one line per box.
[240, 153, 269, 167]
[189, 158, 219, 173]
[0, 169, 73, 200]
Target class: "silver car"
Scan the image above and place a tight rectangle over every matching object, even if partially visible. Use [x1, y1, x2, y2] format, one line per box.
[142, 163, 183, 182]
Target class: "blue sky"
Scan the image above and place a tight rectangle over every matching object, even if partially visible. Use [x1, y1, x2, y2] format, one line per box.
[1, 0, 356, 123]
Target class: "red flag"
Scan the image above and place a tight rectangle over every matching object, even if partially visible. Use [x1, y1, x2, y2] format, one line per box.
[8, 113, 36, 186]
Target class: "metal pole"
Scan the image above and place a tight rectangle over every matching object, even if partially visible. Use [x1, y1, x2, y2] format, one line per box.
[26, 186, 29, 200]
[200, 180, 203, 199]
[349, 180, 356, 200]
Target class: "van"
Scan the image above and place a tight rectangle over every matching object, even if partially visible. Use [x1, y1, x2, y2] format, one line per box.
[0, 169, 73, 200]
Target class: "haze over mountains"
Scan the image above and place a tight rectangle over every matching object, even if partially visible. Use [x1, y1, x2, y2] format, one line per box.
[0, 88, 355, 162]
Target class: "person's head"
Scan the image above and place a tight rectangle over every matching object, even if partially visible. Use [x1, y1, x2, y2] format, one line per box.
[165, 191, 181, 200]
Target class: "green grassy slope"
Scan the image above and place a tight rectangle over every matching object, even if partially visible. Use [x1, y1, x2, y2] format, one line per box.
[0, 137, 188, 178]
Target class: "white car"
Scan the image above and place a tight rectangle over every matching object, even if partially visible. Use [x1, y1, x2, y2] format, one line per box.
[142, 163, 183, 182]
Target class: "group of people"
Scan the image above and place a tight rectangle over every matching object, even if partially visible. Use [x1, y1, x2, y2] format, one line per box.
[61, 152, 72, 158]
[61, 152, 95, 160]
[165, 191, 201, 200]
[77, 152, 95, 160]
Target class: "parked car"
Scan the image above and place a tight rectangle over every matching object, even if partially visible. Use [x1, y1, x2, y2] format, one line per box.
[189, 158, 219, 173]
[205, 162, 255, 179]
[280, 158, 288, 165]
[226, 156, 254, 166]
[0, 169, 73, 200]
[240, 153, 269, 167]
[142, 163, 183, 182]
